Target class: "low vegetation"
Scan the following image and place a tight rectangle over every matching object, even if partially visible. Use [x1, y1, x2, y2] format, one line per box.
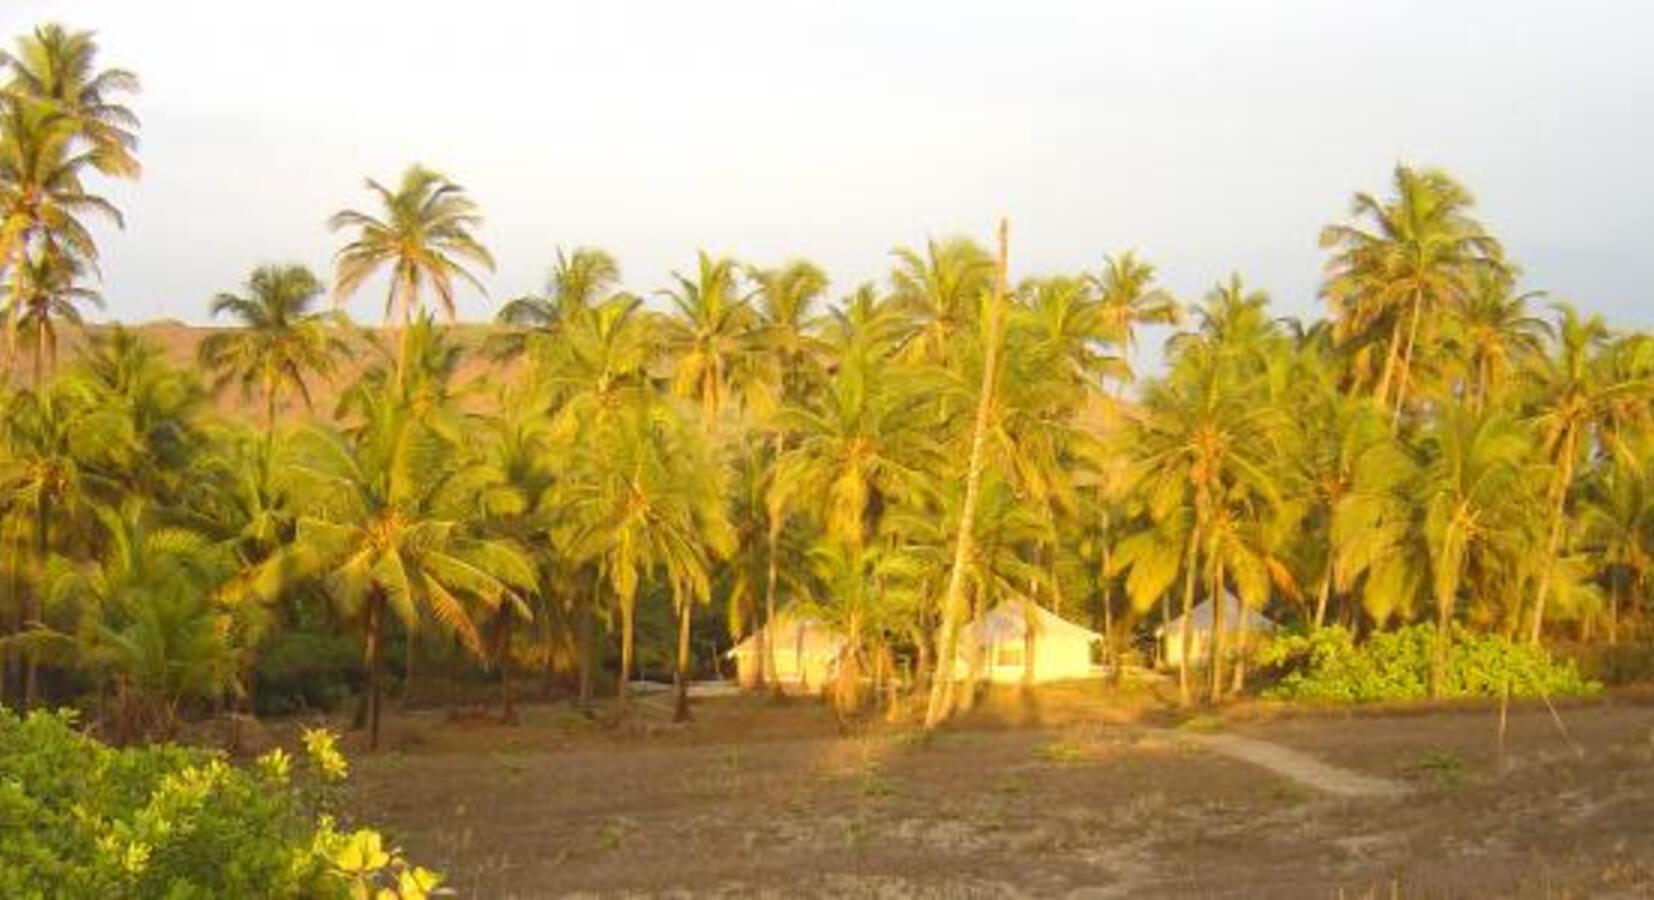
[1260, 625, 1600, 703]
[0, 707, 439, 898]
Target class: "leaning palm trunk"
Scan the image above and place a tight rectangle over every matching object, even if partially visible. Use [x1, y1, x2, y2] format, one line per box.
[1529, 443, 1575, 644]
[492, 610, 516, 724]
[1390, 291, 1426, 428]
[924, 219, 1009, 731]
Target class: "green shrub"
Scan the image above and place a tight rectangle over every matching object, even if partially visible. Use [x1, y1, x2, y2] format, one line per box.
[254, 627, 362, 715]
[0, 707, 439, 899]
[1258, 625, 1600, 703]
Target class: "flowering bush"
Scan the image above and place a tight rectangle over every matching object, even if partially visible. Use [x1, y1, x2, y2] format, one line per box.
[1258, 624, 1601, 703]
[0, 707, 440, 899]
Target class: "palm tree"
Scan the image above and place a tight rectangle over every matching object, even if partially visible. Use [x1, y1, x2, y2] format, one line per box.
[490, 246, 628, 361]
[199, 264, 345, 433]
[889, 236, 993, 366]
[328, 164, 494, 378]
[1447, 274, 1549, 411]
[926, 222, 1008, 728]
[659, 250, 761, 426]
[559, 399, 733, 719]
[746, 259, 829, 691]
[1321, 165, 1506, 419]
[2, 245, 98, 385]
[1525, 304, 1651, 642]
[0, 96, 121, 371]
[273, 420, 535, 751]
[1, 23, 141, 178]
[0, 380, 134, 708]
[1581, 452, 1654, 645]
[1086, 251, 1179, 380]
[1418, 406, 1541, 692]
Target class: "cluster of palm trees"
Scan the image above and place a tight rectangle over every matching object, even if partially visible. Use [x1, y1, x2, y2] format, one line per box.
[2, 23, 1651, 749]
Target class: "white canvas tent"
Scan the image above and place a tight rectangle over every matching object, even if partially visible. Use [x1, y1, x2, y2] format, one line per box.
[726, 611, 846, 693]
[952, 597, 1106, 684]
[1155, 595, 1276, 669]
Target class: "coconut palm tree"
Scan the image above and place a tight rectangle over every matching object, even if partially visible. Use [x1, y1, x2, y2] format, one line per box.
[2, 244, 98, 385]
[273, 417, 535, 750]
[0, 380, 134, 708]
[1524, 304, 1652, 642]
[889, 236, 993, 367]
[659, 250, 762, 426]
[0, 96, 121, 371]
[1447, 274, 1549, 411]
[329, 164, 494, 378]
[1086, 251, 1179, 379]
[1581, 452, 1654, 644]
[1, 23, 141, 178]
[1417, 406, 1542, 692]
[199, 264, 345, 433]
[558, 399, 733, 719]
[489, 246, 628, 361]
[1321, 165, 1506, 418]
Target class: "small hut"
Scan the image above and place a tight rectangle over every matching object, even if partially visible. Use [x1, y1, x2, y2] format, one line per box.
[1155, 595, 1276, 669]
[952, 597, 1106, 684]
[726, 611, 846, 693]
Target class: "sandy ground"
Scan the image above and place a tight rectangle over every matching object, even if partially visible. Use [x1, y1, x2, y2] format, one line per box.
[325, 686, 1654, 898]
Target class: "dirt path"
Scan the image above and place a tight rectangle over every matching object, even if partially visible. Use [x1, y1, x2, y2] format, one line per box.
[1169, 729, 1411, 798]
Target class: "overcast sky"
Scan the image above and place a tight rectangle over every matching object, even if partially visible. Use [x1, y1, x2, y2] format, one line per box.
[5, 0, 1652, 358]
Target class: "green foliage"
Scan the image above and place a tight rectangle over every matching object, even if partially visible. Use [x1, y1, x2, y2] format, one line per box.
[1260, 625, 1600, 703]
[0, 707, 438, 899]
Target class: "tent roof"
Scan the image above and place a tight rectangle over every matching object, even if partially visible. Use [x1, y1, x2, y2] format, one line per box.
[964, 596, 1104, 646]
[726, 611, 846, 658]
[1156, 595, 1276, 637]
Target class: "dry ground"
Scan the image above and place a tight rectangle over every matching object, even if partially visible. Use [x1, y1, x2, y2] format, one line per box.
[314, 686, 1654, 898]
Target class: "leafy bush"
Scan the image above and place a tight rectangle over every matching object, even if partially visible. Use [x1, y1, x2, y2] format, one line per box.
[254, 627, 363, 715]
[1258, 625, 1600, 703]
[0, 707, 440, 899]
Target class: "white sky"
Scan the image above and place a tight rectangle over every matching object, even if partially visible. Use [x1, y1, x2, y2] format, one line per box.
[6, 0, 1653, 363]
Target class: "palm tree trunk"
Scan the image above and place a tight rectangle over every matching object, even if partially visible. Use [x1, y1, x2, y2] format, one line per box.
[365, 590, 385, 752]
[1231, 593, 1252, 697]
[494, 611, 516, 724]
[1530, 443, 1575, 644]
[23, 495, 49, 711]
[1313, 563, 1334, 630]
[763, 452, 784, 697]
[32, 323, 46, 389]
[673, 595, 693, 723]
[925, 219, 1010, 731]
[1374, 312, 1407, 409]
[1208, 556, 1226, 705]
[1609, 570, 1621, 647]
[617, 593, 635, 710]
[1177, 522, 1200, 708]
[1391, 292, 1425, 429]
[575, 596, 595, 708]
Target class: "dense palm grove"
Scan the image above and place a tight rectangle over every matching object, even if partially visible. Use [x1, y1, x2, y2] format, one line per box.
[1, 24, 1650, 754]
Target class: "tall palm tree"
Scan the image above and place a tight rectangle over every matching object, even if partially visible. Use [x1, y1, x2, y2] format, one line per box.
[659, 251, 760, 426]
[747, 259, 829, 690]
[1321, 165, 1506, 418]
[329, 164, 494, 378]
[273, 420, 534, 750]
[559, 399, 733, 719]
[490, 246, 627, 361]
[2, 245, 98, 385]
[198, 264, 345, 433]
[0, 97, 121, 372]
[1525, 304, 1651, 642]
[1417, 407, 1541, 691]
[889, 236, 993, 367]
[1, 23, 141, 178]
[1447, 274, 1549, 411]
[1086, 251, 1179, 379]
